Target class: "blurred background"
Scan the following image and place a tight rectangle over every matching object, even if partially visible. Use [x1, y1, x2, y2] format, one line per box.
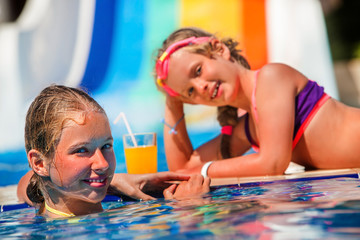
[0, 0, 358, 187]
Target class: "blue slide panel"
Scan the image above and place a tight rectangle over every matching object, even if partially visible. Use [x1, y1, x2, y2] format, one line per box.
[81, 0, 116, 91]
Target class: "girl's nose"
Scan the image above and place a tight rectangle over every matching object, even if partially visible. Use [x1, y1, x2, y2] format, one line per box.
[92, 149, 109, 174]
[194, 79, 208, 95]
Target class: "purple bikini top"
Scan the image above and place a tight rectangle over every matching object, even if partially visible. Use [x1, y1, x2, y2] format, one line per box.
[245, 80, 329, 151]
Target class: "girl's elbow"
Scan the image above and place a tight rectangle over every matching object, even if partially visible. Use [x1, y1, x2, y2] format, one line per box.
[274, 155, 292, 175]
[167, 154, 195, 171]
[167, 161, 187, 171]
[259, 153, 291, 175]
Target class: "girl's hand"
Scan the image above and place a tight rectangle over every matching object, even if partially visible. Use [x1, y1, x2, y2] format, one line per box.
[107, 172, 191, 200]
[165, 95, 184, 110]
[163, 174, 210, 200]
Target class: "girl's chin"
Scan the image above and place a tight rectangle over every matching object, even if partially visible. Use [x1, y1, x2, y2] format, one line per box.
[81, 192, 107, 204]
[73, 187, 108, 204]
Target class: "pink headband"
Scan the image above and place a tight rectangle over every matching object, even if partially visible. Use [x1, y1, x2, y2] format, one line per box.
[221, 125, 233, 135]
[156, 36, 211, 97]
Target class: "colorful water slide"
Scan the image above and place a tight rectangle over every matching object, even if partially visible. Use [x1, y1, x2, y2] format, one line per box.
[0, 0, 338, 186]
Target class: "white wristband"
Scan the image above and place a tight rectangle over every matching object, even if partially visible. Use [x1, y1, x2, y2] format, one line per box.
[201, 161, 213, 178]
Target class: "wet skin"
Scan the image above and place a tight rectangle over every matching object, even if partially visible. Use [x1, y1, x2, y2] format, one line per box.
[40, 112, 116, 216]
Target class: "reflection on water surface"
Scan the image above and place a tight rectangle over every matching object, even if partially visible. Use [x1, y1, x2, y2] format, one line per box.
[1, 177, 360, 239]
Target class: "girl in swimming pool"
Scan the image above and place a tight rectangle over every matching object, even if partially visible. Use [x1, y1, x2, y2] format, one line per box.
[18, 85, 209, 218]
[154, 27, 360, 178]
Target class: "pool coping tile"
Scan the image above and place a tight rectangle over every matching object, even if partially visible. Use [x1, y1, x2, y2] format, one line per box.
[210, 168, 360, 186]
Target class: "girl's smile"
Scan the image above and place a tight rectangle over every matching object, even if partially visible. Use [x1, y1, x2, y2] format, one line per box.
[83, 176, 108, 188]
[48, 111, 116, 204]
[210, 80, 222, 99]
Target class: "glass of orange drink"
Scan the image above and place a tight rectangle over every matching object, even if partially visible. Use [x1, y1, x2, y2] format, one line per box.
[123, 132, 157, 174]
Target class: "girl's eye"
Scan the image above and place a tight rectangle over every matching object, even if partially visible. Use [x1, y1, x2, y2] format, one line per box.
[75, 148, 87, 154]
[195, 65, 202, 76]
[188, 87, 194, 97]
[102, 143, 113, 150]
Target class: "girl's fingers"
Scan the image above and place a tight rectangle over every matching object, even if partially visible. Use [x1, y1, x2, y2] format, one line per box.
[132, 190, 156, 201]
[203, 177, 211, 191]
[190, 174, 206, 186]
[163, 184, 177, 199]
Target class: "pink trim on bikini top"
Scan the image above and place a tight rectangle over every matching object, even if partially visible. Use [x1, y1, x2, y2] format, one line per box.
[251, 70, 260, 123]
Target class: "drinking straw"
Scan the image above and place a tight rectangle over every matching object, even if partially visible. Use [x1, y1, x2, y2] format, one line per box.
[113, 112, 138, 147]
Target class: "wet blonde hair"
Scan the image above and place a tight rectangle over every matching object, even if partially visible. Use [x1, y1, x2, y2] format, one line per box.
[154, 27, 251, 159]
[25, 85, 107, 203]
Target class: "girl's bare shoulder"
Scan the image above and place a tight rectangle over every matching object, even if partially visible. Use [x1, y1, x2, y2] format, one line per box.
[259, 63, 301, 76]
[257, 63, 307, 87]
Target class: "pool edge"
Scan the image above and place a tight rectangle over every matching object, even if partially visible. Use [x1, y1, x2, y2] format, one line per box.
[210, 168, 360, 186]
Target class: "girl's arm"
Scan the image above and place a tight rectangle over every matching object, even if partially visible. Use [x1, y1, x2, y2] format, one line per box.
[164, 96, 252, 171]
[107, 172, 192, 200]
[252, 64, 305, 174]
[163, 96, 232, 170]
[163, 96, 196, 170]
[17, 170, 35, 206]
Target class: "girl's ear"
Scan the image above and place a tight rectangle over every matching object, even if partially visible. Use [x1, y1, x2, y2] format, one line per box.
[28, 150, 50, 177]
[210, 38, 231, 60]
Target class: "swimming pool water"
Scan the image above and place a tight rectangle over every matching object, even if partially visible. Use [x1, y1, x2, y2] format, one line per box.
[1, 177, 360, 239]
